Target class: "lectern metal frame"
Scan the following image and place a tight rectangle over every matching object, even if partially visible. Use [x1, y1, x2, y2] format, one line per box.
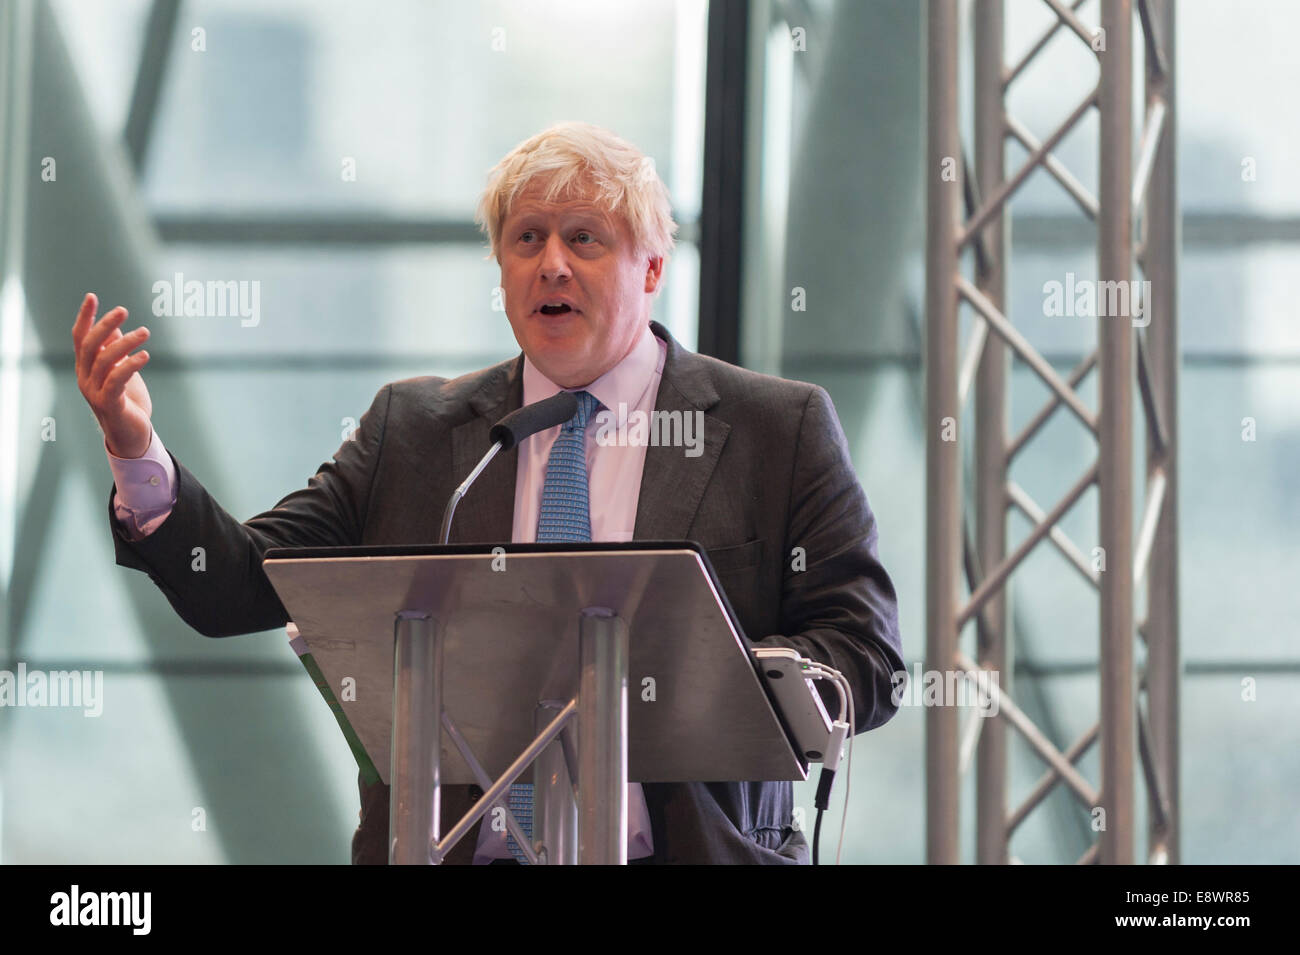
[392, 606, 627, 865]
[263, 542, 807, 866]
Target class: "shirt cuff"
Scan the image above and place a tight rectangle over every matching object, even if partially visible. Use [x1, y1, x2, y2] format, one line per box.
[108, 427, 178, 539]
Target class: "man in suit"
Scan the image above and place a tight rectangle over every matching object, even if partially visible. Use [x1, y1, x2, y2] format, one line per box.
[73, 121, 904, 864]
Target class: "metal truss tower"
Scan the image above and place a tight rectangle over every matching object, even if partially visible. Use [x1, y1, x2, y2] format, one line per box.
[924, 0, 1179, 864]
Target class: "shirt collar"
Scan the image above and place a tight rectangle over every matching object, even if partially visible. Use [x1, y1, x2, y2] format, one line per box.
[521, 323, 659, 414]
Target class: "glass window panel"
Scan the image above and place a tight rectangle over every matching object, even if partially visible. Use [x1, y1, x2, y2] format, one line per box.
[1, 673, 360, 862]
[1008, 242, 1300, 358]
[142, 0, 705, 219]
[50, 0, 152, 137]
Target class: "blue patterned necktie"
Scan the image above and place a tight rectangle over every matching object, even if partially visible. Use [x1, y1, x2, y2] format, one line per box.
[506, 389, 600, 863]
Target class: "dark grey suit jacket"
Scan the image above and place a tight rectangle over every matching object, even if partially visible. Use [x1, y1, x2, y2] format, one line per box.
[108, 320, 904, 864]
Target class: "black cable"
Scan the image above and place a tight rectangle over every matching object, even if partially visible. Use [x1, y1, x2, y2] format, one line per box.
[813, 808, 824, 865]
[812, 767, 836, 866]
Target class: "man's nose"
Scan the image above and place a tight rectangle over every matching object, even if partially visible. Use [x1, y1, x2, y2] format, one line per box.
[538, 233, 572, 282]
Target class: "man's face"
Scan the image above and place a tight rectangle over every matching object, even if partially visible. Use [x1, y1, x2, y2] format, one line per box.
[498, 180, 664, 388]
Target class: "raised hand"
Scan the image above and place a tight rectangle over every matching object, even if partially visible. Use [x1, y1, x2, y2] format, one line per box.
[72, 292, 154, 459]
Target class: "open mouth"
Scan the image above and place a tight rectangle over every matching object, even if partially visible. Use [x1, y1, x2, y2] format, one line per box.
[539, 303, 574, 316]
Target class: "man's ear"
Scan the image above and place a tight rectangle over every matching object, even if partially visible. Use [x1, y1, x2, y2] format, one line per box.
[644, 255, 665, 293]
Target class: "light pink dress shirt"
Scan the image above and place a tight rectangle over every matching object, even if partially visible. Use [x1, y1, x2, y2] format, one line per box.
[107, 323, 667, 863]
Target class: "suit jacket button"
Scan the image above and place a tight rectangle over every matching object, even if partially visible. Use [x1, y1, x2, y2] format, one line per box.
[468, 785, 484, 801]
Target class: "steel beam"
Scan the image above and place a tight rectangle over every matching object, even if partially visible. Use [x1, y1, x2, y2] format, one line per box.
[973, 0, 1010, 866]
[1141, 0, 1180, 866]
[1096, 0, 1136, 866]
[925, 0, 1178, 865]
[123, 0, 181, 172]
[924, 0, 961, 866]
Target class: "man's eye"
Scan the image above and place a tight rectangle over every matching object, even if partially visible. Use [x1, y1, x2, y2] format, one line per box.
[519, 230, 537, 242]
[573, 231, 595, 244]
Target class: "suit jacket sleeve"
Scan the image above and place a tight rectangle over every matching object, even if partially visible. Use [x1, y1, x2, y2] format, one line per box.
[107, 384, 394, 638]
[749, 385, 905, 735]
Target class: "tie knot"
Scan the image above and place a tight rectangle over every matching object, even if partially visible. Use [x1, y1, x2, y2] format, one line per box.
[564, 390, 600, 432]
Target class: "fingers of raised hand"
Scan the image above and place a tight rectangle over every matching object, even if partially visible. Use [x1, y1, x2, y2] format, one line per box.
[102, 349, 150, 395]
[89, 326, 150, 391]
[76, 306, 128, 389]
[71, 292, 98, 343]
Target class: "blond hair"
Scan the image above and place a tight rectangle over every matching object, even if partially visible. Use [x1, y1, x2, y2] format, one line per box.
[475, 121, 677, 262]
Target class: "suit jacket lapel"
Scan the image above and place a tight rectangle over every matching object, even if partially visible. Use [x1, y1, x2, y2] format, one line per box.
[446, 323, 728, 545]
[448, 357, 523, 544]
[633, 322, 729, 541]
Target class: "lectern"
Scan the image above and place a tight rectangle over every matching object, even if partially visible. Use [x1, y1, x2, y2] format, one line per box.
[263, 541, 806, 864]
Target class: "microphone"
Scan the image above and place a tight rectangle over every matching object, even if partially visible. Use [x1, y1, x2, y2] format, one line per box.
[489, 390, 579, 450]
[438, 391, 579, 545]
